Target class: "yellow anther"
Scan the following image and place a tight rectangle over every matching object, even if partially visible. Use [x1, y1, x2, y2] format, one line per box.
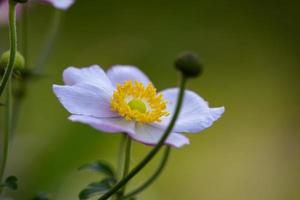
[110, 80, 169, 123]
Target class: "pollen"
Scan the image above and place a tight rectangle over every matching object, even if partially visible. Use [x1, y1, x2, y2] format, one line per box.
[111, 80, 169, 123]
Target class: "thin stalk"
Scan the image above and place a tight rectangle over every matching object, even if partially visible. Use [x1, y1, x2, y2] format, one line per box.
[33, 9, 62, 73]
[98, 75, 188, 200]
[21, 3, 28, 67]
[117, 134, 127, 179]
[11, 4, 29, 137]
[123, 146, 171, 199]
[0, 0, 18, 97]
[0, 80, 12, 193]
[118, 135, 132, 198]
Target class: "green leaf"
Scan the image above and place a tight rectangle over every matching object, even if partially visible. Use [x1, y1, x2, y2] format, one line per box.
[31, 192, 51, 200]
[1, 175, 18, 191]
[79, 177, 116, 200]
[79, 160, 115, 177]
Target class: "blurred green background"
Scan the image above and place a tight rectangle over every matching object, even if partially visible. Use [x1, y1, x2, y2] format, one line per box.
[1, 0, 300, 199]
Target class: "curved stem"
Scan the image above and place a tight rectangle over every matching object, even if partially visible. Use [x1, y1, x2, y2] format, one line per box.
[11, 4, 29, 138]
[11, 6, 61, 139]
[0, 0, 17, 97]
[118, 135, 132, 198]
[33, 9, 62, 73]
[0, 80, 12, 193]
[21, 3, 28, 67]
[117, 134, 127, 179]
[0, 0, 17, 187]
[123, 146, 171, 199]
[98, 75, 188, 200]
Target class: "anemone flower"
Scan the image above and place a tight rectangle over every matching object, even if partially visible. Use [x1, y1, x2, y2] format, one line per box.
[53, 65, 224, 148]
[42, 0, 75, 10]
[0, 0, 75, 25]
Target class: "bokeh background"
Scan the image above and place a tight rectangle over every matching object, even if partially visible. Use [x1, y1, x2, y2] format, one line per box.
[1, 0, 300, 199]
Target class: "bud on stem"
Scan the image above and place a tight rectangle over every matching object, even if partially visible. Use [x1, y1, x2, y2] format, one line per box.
[0, 51, 25, 71]
[175, 52, 203, 78]
[13, 0, 28, 3]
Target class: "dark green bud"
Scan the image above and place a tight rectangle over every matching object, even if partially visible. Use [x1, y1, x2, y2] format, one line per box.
[0, 50, 25, 70]
[14, 0, 28, 3]
[175, 52, 203, 78]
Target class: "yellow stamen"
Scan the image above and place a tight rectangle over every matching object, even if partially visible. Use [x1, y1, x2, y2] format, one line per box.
[111, 80, 169, 123]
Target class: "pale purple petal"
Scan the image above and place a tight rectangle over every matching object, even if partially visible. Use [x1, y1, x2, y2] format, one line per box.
[0, 0, 22, 26]
[107, 65, 151, 86]
[129, 123, 190, 148]
[0, 0, 8, 25]
[44, 0, 75, 10]
[69, 115, 135, 134]
[63, 65, 113, 90]
[53, 83, 118, 117]
[155, 88, 225, 133]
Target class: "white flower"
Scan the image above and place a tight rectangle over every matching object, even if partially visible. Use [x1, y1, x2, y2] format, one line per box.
[43, 0, 75, 10]
[53, 65, 224, 148]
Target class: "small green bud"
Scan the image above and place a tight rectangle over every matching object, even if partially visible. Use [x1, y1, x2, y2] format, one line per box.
[175, 52, 203, 78]
[0, 50, 25, 70]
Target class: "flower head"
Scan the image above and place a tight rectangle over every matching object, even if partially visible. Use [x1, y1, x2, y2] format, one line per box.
[42, 0, 75, 10]
[0, 0, 75, 25]
[53, 65, 224, 148]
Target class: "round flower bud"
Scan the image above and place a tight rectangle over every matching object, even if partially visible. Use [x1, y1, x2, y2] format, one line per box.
[0, 50, 25, 70]
[14, 0, 28, 3]
[175, 52, 203, 78]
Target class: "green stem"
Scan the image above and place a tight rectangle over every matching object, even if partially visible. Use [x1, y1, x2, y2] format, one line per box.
[33, 9, 62, 73]
[21, 3, 28, 67]
[0, 80, 12, 193]
[123, 146, 171, 199]
[117, 134, 126, 179]
[11, 72, 26, 139]
[98, 75, 188, 200]
[118, 135, 132, 198]
[0, 0, 17, 97]
[0, 0, 17, 188]
[11, 4, 29, 137]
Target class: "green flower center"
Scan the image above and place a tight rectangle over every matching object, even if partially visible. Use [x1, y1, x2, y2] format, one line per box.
[128, 99, 147, 113]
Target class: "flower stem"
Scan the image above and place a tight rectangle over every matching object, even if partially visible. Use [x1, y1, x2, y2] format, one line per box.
[0, 0, 17, 189]
[0, 80, 12, 193]
[123, 146, 171, 199]
[11, 4, 29, 138]
[98, 75, 188, 200]
[118, 134, 132, 198]
[33, 9, 62, 73]
[0, 0, 18, 97]
[21, 3, 28, 67]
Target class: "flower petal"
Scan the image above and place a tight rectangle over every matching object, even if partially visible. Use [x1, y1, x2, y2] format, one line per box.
[69, 115, 135, 134]
[63, 65, 113, 90]
[156, 88, 225, 133]
[0, 0, 22, 26]
[0, 1, 9, 25]
[128, 123, 190, 148]
[53, 83, 118, 117]
[44, 0, 75, 10]
[107, 65, 151, 86]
